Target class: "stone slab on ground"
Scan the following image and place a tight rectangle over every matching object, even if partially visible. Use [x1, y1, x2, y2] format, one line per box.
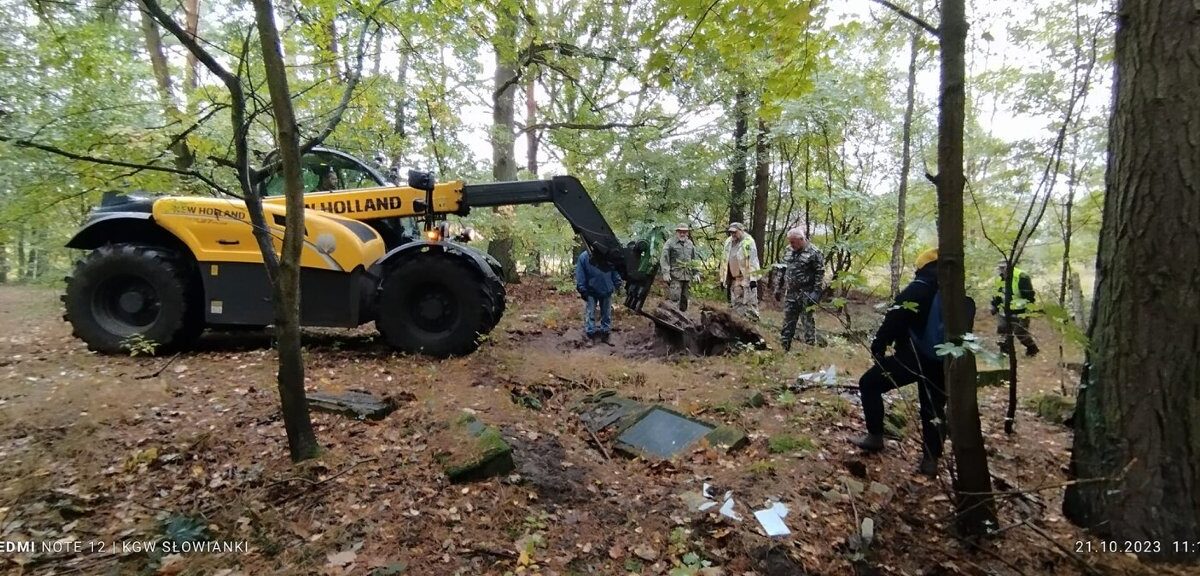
[307, 390, 399, 420]
[976, 368, 1010, 388]
[573, 390, 650, 434]
[433, 413, 515, 483]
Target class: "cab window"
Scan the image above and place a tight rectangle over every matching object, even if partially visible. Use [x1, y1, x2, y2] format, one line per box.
[261, 152, 384, 197]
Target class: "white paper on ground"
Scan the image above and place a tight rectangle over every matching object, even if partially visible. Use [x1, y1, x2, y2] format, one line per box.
[718, 497, 741, 521]
[754, 507, 790, 537]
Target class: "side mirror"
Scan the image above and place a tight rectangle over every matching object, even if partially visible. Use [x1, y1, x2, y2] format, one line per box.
[407, 169, 435, 191]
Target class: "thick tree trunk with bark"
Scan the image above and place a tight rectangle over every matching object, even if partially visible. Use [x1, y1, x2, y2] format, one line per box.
[891, 18, 920, 300]
[183, 0, 199, 95]
[751, 119, 770, 261]
[937, 0, 996, 535]
[137, 2, 194, 169]
[252, 0, 319, 463]
[526, 75, 539, 176]
[488, 6, 520, 282]
[728, 88, 750, 225]
[1064, 0, 1200, 561]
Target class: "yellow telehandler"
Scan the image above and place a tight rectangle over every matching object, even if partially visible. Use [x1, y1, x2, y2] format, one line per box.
[63, 149, 650, 357]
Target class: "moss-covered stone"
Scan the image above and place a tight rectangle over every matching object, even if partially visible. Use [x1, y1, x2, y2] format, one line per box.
[434, 414, 515, 483]
[705, 425, 748, 452]
[737, 390, 766, 408]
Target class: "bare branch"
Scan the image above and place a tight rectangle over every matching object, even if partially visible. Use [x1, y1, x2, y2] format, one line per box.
[0, 134, 237, 198]
[517, 121, 648, 134]
[869, 0, 940, 37]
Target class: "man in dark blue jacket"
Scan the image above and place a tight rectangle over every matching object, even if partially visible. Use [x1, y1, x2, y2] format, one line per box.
[575, 250, 623, 344]
[850, 249, 946, 477]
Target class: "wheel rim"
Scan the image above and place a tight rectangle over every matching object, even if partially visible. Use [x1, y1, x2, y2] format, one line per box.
[91, 274, 162, 336]
[409, 283, 459, 333]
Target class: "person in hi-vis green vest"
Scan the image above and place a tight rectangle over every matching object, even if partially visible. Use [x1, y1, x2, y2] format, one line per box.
[990, 260, 1040, 357]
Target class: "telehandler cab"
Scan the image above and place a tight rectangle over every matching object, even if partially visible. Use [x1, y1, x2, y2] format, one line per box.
[63, 149, 652, 357]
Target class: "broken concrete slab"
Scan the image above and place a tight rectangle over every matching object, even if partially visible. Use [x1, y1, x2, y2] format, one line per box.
[433, 414, 515, 483]
[307, 390, 399, 420]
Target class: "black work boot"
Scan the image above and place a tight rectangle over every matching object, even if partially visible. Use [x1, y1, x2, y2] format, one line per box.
[780, 339, 791, 352]
[600, 332, 612, 345]
[850, 433, 885, 453]
[916, 453, 939, 478]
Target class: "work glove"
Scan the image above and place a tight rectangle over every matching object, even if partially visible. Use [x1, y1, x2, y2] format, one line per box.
[578, 289, 588, 301]
[808, 291, 821, 304]
[749, 280, 758, 289]
[870, 341, 887, 359]
[989, 306, 998, 316]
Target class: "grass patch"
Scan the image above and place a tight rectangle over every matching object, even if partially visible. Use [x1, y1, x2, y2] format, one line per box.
[767, 434, 817, 454]
[748, 460, 777, 475]
[775, 390, 797, 408]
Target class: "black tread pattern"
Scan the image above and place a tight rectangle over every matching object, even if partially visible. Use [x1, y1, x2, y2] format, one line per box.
[376, 254, 495, 357]
[63, 244, 203, 354]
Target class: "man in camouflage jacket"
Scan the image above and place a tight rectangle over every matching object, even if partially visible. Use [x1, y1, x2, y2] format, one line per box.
[659, 223, 698, 311]
[774, 228, 825, 351]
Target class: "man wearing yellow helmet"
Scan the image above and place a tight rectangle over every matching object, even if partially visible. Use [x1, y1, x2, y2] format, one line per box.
[850, 248, 947, 478]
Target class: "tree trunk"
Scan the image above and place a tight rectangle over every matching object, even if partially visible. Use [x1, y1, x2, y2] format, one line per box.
[526, 74, 539, 176]
[751, 119, 770, 262]
[252, 0, 319, 463]
[728, 88, 750, 225]
[1064, 0, 1200, 561]
[137, 1, 194, 169]
[0, 243, 7, 284]
[891, 15, 920, 300]
[183, 0, 199, 95]
[393, 50, 409, 138]
[937, 0, 996, 536]
[487, 5, 520, 282]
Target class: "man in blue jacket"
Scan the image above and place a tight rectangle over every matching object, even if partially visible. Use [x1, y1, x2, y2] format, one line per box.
[575, 249, 623, 344]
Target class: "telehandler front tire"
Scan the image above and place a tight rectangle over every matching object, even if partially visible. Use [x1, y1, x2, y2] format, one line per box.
[63, 244, 204, 354]
[375, 255, 492, 357]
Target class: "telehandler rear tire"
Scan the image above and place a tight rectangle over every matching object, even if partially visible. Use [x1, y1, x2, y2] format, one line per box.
[375, 255, 492, 357]
[63, 244, 204, 354]
[482, 277, 506, 331]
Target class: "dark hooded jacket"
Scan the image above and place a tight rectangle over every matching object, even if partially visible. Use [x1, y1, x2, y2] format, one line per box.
[871, 262, 938, 356]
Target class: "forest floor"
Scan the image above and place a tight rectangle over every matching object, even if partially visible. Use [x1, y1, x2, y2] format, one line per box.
[0, 279, 1188, 576]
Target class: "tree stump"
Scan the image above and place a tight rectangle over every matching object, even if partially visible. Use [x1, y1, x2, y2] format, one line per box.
[643, 302, 767, 355]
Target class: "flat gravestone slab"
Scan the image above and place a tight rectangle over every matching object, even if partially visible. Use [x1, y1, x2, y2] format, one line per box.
[615, 407, 715, 459]
[308, 390, 398, 420]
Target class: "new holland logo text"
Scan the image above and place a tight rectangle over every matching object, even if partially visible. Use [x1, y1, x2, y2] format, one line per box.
[306, 196, 406, 214]
[177, 205, 247, 220]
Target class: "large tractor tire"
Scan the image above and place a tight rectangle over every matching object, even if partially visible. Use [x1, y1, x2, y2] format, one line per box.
[482, 277, 507, 331]
[63, 244, 204, 354]
[376, 254, 494, 357]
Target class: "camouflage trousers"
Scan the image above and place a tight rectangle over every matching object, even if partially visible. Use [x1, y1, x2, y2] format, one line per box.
[666, 279, 691, 312]
[730, 280, 759, 321]
[997, 314, 1037, 352]
[780, 295, 816, 346]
